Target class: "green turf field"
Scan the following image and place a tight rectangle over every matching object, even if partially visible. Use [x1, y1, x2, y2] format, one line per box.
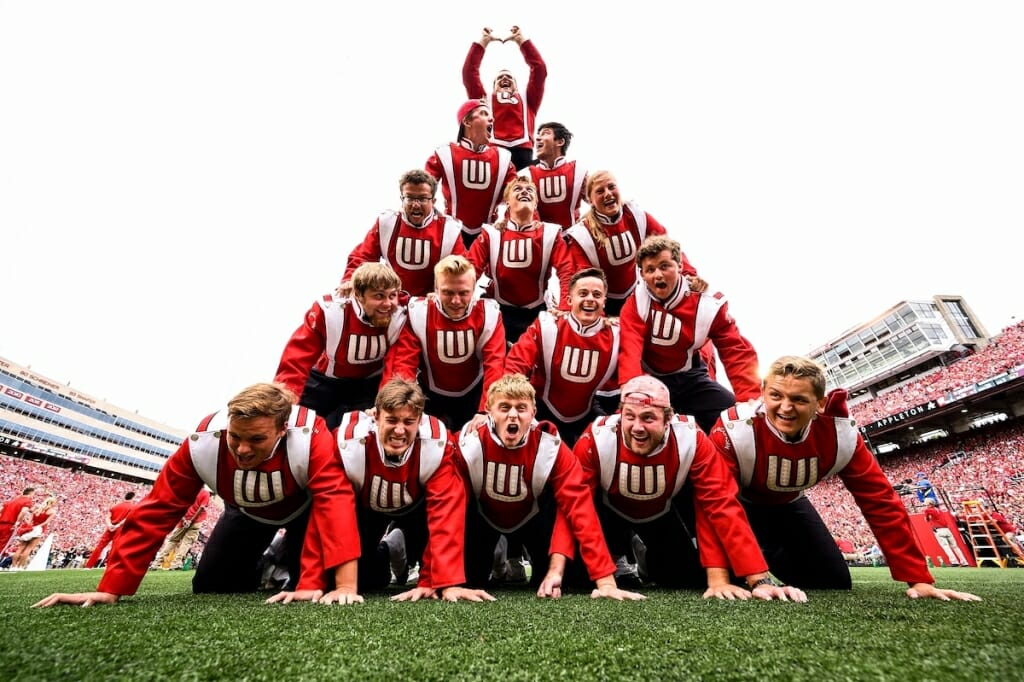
[2, 567, 1021, 681]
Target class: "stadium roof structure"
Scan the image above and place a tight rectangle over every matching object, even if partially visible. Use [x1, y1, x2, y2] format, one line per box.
[0, 355, 186, 483]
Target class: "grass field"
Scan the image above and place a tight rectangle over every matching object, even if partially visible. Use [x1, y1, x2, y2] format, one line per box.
[2, 567, 1022, 681]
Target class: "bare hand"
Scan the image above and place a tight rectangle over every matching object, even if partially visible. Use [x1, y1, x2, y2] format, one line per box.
[591, 583, 646, 601]
[32, 591, 119, 608]
[465, 413, 488, 433]
[391, 586, 437, 602]
[703, 583, 752, 601]
[265, 589, 323, 605]
[506, 26, 525, 45]
[686, 275, 709, 294]
[318, 589, 363, 606]
[906, 583, 982, 602]
[536, 572, 563, 599]
[479, 27, 498, 47]
[752, 584, 808, 602]
[440, 586, 496, 602]
[336, 279, 353, 298]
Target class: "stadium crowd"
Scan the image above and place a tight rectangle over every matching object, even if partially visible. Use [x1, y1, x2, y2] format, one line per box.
[850, 321, 1024, 425]
[0, 456, 221, 568]
[807, 419, 1024, 553]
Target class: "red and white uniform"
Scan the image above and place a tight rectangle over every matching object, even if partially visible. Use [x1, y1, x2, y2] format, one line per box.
[466, 220, 574, 309]
[707, 403, 934, 585]
[274, 294, 407, 396]
[462, 40, 547, 151]
[565, 203, 686, 302]
[456, 420, 615, 581]
[343, 210, 467, 298]
[523, 159, 587, 230]
[382, 296, 506, 412]
[98, 406, 360, 596]
[618, 285, 761, 401]
[426, 141, 517, 236]
[505, 312, 619, 423]
[0, 493, 34, 549]
[568, 414, 768, 576]
[329, 411, 467, 590]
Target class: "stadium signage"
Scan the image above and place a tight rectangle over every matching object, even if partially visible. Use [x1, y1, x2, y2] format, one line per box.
[864, 400, 940, 433]
[4, 387, 24, 399]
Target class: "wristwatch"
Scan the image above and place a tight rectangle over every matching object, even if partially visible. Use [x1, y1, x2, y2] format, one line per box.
[749, 577, 778, 589]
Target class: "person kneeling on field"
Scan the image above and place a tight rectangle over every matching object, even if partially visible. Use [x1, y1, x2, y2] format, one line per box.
[34, 383, 362, 608]
[701, 355, 981, 602]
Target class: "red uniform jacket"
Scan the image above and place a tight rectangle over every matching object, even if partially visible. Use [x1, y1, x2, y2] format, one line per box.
[505, 312, 619, 423]
[382, 296, 506, 411]
[274, 294, 407, 395]
[618, 285, 761, 401]
[462, 40, 547, 150]
[97, 407, 360, 595]
[426, 141, 517, 234]
[525, 159, 587, 230]
[708, 403, 934, 585]
[466, 221, 573, 309]
[565, 203, 687, 301]
[330, 411, 467, 590]
[343, 210, 467, 297]
[455, 420, 616, 581]
[569, 414, 768, 576]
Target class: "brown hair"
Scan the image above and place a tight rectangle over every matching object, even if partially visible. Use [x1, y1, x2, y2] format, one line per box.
[227, 383, 297, 430]
[635, 235, 682, 267]
[375, 378, 426, 415]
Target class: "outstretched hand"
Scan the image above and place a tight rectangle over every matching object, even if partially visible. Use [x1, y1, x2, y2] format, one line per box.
[506, 26, 526, 45]
[32, 591, 119, 608]
[906, 583, 981, 601]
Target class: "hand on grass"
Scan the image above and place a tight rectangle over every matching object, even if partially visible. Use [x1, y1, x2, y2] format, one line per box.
[317, 589, 363, 606]
[391, 586, 437, 602]
[703, 583, 753, 601]
[906, 583, 981, 601]
[752, 584, 808, 602]
[32, 591, 118, 608]
[440, 586, 496, 602]
[591, 576, 646, 601]
[265, 589, 323, 605]
[537, 572, 562, 599]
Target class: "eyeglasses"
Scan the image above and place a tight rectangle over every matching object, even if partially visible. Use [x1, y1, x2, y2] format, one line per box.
[401, 195, 434, 205]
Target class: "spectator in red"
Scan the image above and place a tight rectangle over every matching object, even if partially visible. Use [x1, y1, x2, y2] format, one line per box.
[84, 491, 137, 568]
[151, 489, 213, 571]
[0, 486, 36, 555]
[923, 500, 969, 567]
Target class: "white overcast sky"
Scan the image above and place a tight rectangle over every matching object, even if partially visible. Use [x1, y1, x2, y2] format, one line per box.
[1, 2, 1020, 430]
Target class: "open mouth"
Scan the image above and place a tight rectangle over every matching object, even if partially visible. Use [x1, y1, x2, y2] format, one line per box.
[506, 422, 520, 436]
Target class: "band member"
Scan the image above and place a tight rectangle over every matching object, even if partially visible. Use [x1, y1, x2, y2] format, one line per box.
[454, 374, 645, 601]
[704, 355, 980, 601]
[382, 255, 506, 431]
[275, 263, 407, 429]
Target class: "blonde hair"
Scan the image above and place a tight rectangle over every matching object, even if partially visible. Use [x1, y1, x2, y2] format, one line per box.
[764, 356, 827, 399]
[227, 383, 297, 430]
[351, 262, 402, 298]
[581, 170, 616, 248]
[486, 373, 536, 408]
[434, 254, 476, 282]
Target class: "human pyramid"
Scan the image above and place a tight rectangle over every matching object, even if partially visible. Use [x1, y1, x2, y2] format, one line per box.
[34, 26, 979, 609]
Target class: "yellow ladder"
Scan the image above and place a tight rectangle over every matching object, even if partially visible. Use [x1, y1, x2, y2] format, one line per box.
[961, 500, 1024, 568]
